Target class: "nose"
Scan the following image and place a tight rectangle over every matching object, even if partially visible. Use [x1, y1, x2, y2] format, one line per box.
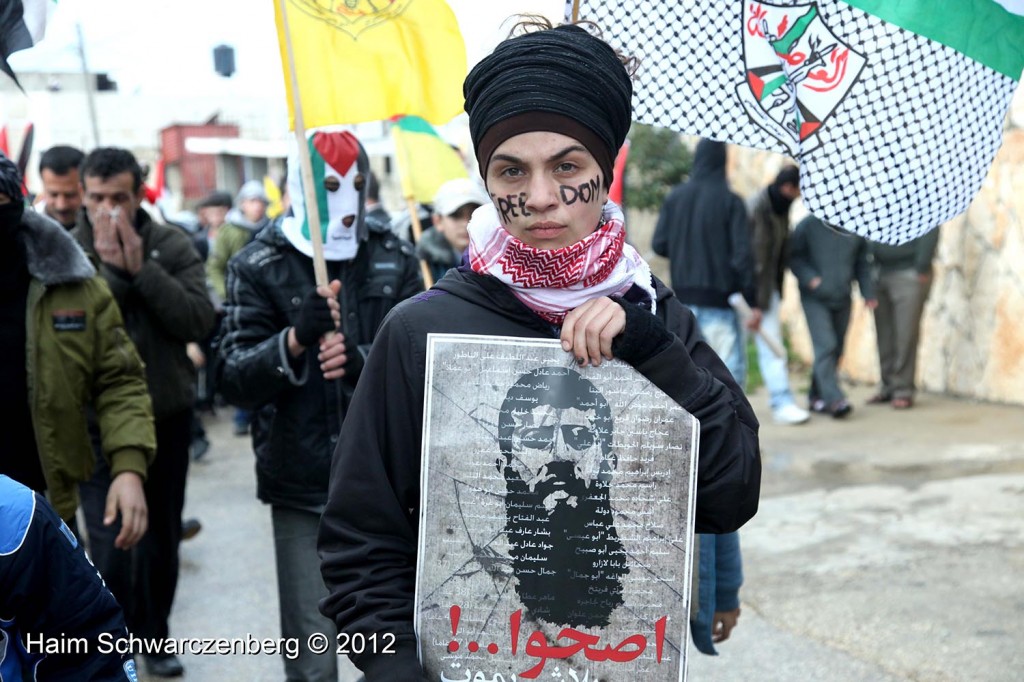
[524, 176, 559, 215]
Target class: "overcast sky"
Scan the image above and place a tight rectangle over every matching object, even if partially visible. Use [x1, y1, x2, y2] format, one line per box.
[8, 0, 565, 97]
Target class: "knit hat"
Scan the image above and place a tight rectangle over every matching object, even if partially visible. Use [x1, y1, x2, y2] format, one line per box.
[196, 190, 233, 209]
[236, 180, 268, 205]
[463, 24, 633, 188]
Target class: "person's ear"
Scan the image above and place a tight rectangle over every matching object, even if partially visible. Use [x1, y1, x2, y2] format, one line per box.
[432, 213, 442, 229]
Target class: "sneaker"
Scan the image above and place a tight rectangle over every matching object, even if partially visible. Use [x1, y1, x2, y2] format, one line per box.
[809, 398, 829, 414]
[829, 399, 853, 418]
[773, 403, 810, 425]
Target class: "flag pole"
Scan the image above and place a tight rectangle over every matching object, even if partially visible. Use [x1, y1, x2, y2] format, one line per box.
[405, 197, 434, 289]
[279, 0, 329, 288]
[571, 0, 581, 22]
[392, 119, 435, 288]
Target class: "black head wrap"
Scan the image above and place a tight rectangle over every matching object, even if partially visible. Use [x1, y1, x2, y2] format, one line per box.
[464, 24, 632, 189]
[0, 154, 23, 203]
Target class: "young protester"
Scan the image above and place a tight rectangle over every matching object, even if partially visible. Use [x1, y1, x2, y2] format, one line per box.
[317, 19, 762, 680]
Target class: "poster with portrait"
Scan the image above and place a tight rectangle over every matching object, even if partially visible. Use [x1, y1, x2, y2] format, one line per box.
[415, 334, 699, 682]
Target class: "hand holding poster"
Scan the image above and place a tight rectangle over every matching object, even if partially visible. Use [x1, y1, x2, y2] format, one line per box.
[416, 334, 699, 681]
[569, 0, 1024, 244]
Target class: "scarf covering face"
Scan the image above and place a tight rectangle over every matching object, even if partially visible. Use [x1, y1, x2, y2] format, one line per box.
[468, 200, 656, 325]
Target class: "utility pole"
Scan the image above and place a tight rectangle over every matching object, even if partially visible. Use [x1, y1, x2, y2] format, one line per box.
[75, 22, 100, 147]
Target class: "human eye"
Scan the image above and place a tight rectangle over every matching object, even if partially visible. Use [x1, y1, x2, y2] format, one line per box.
[555, 161, 578, 173]
[500, 166, 525, 178]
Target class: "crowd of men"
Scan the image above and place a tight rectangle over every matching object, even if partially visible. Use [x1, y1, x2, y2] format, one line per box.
[0, 136, 487, 679]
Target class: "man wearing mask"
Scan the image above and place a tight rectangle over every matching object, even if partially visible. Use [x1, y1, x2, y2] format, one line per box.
[217, 131, 422, 681]
[748, 166, 810, 425]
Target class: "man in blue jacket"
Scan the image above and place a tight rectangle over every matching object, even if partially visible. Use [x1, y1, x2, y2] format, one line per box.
[1, 475, 137, 681]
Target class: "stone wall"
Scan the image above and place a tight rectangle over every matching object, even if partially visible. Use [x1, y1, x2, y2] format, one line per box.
[629, 94, 1024, 405]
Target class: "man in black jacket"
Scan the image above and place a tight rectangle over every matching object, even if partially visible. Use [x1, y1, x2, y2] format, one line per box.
[217, 131, 422, 681]
[74, 147, 216, 678]
[652, 139, 761, 387]
[1, 475, 137, 680]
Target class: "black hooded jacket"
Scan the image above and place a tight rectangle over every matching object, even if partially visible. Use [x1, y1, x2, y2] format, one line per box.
[216, 221, 423, 509]
[652, 140, 757, 308]
[318, 267, 761, 680]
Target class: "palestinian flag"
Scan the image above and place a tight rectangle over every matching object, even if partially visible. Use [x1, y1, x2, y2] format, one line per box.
[1, 0, 51, 90]
[390, 115, 468, 203]
[569, 0, 1024, 244]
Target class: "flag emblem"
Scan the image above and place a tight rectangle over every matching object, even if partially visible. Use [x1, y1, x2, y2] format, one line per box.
[568, 0, 1024, 244]
[291, 0, 413, 38]
[739, 2, 866, 154]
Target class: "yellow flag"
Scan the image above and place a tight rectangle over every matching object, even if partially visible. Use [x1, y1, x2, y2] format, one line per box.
[263, 175, 283, 219]
[391, 115, 467, 202]
[274, 0, 467, 128]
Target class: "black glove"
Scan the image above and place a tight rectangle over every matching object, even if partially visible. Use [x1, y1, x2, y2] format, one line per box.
[610, 297, 674, 366]
[293, 287, 337, 348]
[341, 344, 366, 382]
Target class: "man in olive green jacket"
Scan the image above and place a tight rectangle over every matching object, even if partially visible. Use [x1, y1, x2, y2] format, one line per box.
[0, 155, 154, 550]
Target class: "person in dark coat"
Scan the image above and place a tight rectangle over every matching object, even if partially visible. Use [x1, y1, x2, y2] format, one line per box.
[217, 130, 423, 681]
[317, 19, 762, 681]
[789, 215, 877, 417]
[73, 147, 216, 678]
[1, 475, 138, 681]
[652, 138, 760, 385]
[866, 229, 940, 409]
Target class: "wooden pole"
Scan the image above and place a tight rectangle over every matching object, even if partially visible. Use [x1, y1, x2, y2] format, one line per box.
[406, 197, 435, 289]
[571, 0, 581, 23]
[279, 0, 328, 288]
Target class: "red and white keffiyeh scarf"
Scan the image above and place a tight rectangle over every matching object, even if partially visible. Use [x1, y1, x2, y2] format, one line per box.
[467, 201, 656, 325]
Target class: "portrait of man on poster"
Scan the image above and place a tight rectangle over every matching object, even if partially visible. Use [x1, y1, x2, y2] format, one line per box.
[497, 366, 629, 628]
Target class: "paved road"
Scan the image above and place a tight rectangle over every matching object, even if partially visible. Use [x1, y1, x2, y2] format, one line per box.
[150, 379, 1024, 681]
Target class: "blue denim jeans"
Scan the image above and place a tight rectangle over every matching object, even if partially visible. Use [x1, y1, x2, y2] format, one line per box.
[690, 305, 746, 388]
[754, 291, 799, 410]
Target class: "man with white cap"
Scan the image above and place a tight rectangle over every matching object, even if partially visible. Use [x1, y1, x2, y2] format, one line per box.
[417, 178, 490, 282]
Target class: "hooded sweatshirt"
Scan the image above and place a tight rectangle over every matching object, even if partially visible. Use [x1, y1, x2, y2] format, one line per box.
[208, 207, 271, 301]
[318, 267, 761, 680]
[652, 140, 757, 308]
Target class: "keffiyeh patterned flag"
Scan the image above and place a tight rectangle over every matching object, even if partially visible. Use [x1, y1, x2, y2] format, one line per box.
[568, 0, 1024, 244]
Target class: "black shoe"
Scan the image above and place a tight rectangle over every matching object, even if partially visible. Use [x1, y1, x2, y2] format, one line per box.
[144, 654, 184, 677]
[829, 399, 853, 418]
[181, 518, 202, 541]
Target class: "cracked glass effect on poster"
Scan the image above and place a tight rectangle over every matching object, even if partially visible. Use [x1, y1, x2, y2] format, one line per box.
[415, 334, 699, 681]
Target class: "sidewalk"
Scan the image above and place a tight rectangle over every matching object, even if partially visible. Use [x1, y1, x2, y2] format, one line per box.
[690, 381, 1024, 682]
[162, 380, 1024, 680]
